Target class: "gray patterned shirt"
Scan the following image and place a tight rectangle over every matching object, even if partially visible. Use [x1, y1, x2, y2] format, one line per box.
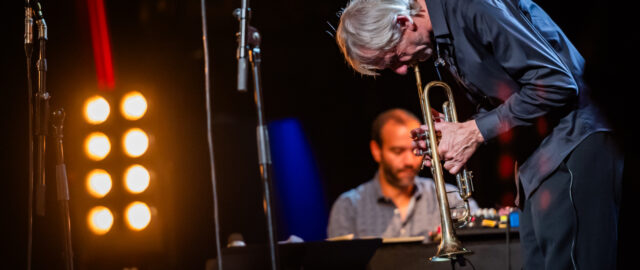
[327, 173, 478, 242]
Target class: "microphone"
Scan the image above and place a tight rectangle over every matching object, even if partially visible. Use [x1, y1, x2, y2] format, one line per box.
[234, 0, 250, 92]
[24, 0, 34, 49]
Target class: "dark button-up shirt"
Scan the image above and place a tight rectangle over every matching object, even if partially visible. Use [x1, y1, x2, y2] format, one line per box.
[425, 0, 610, 199]
[327, 174, 479, 242]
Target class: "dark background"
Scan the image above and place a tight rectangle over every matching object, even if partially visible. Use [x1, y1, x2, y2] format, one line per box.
[0, 0, 632, 269]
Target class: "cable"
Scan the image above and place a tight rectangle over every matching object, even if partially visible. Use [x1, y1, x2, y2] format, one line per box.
[506, 215, 511, 270]
[200, 1, 223, 269]
[464, 258, 476, 270]
[450, 257, 476, 270]
[568, 167, 578, 270]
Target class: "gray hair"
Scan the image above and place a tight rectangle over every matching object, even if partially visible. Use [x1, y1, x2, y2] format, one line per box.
[336, 0, 420, 76]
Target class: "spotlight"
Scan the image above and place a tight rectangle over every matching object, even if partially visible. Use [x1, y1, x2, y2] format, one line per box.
[85, 132, 111, 161]
[84, 95, 110, 124]
[124, 165, 150, 194]
[125, 201, 151, 231]
[121, 91, 148, 121]
[88, 206, 114, 235]
[86, 169, 112, 198]
[123, 128, 149, 157]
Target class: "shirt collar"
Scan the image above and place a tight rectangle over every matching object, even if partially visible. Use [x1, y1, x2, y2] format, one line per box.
[425, 0, 452, 43]
[373, 172, 423, 203]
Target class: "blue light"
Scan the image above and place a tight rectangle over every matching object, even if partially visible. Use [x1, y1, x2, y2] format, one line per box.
[269, 118, 328, 242]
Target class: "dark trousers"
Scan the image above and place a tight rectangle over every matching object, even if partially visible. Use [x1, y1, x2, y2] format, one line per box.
[519, 132, 623, 270]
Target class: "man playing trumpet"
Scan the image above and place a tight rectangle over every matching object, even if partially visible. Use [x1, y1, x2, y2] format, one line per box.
[335, 0, 623, 269]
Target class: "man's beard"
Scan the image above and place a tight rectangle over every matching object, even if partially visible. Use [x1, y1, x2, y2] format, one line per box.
[381, 161, 417, 189]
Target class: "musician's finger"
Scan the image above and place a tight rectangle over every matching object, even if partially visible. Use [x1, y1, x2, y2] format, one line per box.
[443, 161, 454, 171]
[443, 161, 462, 175]
[411, 141, 420, 150]
[411, 126, 428, 139]
[422, 159, 432, 168]
[413, 148, 430, 156]
[431, 108, 444, 122]
[449, 164, 462, 175]
[411, 139, 427, 149]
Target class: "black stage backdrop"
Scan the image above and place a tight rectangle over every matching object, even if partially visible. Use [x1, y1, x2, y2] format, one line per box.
[0, 0, 632, 269]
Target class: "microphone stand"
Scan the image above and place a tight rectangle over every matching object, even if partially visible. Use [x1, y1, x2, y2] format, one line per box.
[34, 2, 50, 217]
[24, 1, 35, 269]
[24, 3, 74, 269]
[248, 28, 279, 270]
[52, 109, 74, 270]
[234, 7, 279, 270]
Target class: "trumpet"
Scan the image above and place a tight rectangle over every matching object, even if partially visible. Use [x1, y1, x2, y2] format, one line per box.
[414, 65, 474, 262]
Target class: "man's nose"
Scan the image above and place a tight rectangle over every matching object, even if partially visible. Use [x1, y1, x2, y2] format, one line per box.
[393, 64, 409, 75]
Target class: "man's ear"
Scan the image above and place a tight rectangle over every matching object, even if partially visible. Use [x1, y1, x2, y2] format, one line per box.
[395, 15, 413, 30]
[370, 140, 382, 163]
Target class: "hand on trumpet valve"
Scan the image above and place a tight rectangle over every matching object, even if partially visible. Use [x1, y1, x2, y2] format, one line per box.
[411, 119, 484, 174]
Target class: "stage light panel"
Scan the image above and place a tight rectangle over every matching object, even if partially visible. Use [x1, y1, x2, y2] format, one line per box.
[84, 96, 110, 124]
[123, 128, 149, 157]
[86, 169, 112, 198]
[121, 91, 148, 120]
[125, 202, 151, 231]
[88, 206, 114, 235]
[124, 165, 150, 194]
[85, 132, 111, 160]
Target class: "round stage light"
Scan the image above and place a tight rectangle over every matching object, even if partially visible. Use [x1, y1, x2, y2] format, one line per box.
[121, 91, 147, 121]
[123, 128, 149, 157]
[124, 165, 150, 194]
[86, 169, 112, 198]
[84, 96, 110, 124]
[125, 202, 152, 231]
[88, 206, 114, 235]
[85, 132, 111, 160]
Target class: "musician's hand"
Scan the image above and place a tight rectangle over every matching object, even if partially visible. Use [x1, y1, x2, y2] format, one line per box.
[410, 125, 434, 167]
[434, 120, 484, 174]
[410, 109, 444, 168]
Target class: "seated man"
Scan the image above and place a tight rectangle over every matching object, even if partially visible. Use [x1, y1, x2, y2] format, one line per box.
[327, 109, 478, 241]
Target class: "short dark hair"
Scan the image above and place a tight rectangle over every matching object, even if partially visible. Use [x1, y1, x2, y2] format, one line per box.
[371, 109, 420, 146]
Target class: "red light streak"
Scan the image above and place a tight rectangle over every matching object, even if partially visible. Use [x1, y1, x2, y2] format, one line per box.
[88, 0, 115, 90]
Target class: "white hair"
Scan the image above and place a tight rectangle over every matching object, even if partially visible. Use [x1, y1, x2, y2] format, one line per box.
[336, 0, 421, 75]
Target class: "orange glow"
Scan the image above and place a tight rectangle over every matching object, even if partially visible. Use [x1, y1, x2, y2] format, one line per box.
[84, 96, 110, 124]
[87, 206, 114, 235]
[124, 165, 150, 194]
[85, 132, 111, 160]
[125, 202, 152, 231]
[123, 128, 149, 157]
[86, 169, 112, 198]
[121, 91, 148, 120]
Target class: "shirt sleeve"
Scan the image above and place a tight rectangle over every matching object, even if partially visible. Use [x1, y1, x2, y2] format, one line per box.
[464, 0, 579, 140]
[327, 193, 357, 238]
